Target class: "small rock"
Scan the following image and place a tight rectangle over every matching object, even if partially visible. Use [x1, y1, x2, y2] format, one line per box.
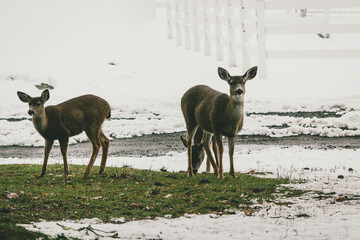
[337, 175, 344, 179]
[110, 217, 125, 223]
[35, 83, 54, 90]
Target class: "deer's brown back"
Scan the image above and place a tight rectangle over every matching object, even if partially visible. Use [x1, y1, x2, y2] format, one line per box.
[181, 85, 230, 133]
[45, 95, 110, 138]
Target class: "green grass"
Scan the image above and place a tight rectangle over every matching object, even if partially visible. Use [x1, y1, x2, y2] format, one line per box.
[0, 164, 305, 239]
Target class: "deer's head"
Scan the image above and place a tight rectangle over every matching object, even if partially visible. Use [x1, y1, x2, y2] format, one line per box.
[17, 90, 50, 116]
[218, 66, 258, 102]
[180, 136, 205, 174]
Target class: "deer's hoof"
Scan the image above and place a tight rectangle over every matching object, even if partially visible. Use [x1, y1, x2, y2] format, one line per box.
[83, 172, 89, 179]
[38, 172, 46, 178]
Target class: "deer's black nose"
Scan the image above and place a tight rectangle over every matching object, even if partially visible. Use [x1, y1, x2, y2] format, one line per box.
[28, 110, 34, 116]
[235, 89, 243, 95]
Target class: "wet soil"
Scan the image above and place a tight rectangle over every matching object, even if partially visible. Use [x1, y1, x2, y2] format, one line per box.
[0, 132, 359, 159]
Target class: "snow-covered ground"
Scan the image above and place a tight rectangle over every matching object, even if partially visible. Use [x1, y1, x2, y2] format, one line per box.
[7, 146, 358, 239]
[1, 0, 360, 239]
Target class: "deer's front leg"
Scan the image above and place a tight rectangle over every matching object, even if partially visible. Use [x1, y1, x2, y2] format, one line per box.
[59, 138, 70, 176]
[40, 139, 54, 177]
[228, 136, 237, 178]
[214, 134, 224, 178]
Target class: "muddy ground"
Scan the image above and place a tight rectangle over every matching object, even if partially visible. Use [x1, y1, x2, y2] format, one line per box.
[0, 132, 359, 159]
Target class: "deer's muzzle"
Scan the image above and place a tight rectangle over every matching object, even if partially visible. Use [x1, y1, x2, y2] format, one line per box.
[235, 89, 244, 95]
[28, 110, 34, 116]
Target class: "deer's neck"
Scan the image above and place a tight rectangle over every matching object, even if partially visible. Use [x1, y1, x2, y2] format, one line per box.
[32, 110, 48, 134]
[228, 96, 244, 119]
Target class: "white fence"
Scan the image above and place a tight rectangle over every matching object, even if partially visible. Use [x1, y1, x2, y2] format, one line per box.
[162, 0, 360, 79]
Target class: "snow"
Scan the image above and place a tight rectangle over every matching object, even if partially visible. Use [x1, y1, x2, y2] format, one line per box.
[18, 209, 360, 240]
[0, 0, 360, 239]
[1, 2, 360, 146]
[6, 146, 358, 239]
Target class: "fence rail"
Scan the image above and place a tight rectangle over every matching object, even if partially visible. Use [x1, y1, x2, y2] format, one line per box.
[161, 0, 360, 79]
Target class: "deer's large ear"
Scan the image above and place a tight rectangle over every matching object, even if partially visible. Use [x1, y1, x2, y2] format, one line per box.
[218, 67, 231, 81]
[41, 89, 50, 102]
[243, 66, 258, 81]
[180, 136, 188, 147]
[17, 91, 32, 103]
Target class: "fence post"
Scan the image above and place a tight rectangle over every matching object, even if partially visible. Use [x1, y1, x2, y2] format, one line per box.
[226, 0, 236, 67]
[256, 0, 267, 79]
[203, 0, 211, 56]
[166, 0, 174, 39]
[192, 0, 200, 51]
[239, 0, 249, 71]
[215, 0, 224, 61]
[184, 0, 191, 50]
[175, 0, 183, 46]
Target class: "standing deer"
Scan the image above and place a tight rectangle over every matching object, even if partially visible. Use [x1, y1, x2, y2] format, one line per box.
[17, 90, 111, 179]
[181, 66, 257, 178]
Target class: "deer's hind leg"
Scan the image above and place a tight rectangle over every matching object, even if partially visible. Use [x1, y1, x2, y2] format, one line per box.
[98, 130, 110, 174]
[205, 135, 218, 172]
[213, 133, 224, 178]
[202, 132, 219, 177]
[84, 127, 101, 179]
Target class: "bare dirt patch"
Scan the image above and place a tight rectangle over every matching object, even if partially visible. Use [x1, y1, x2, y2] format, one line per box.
[0, 133, 359, 160]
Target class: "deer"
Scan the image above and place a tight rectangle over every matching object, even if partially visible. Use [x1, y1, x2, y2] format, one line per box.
[17, 89, 111, 179]
[180, 128, 218, 174]
[181, 66, 257, 178]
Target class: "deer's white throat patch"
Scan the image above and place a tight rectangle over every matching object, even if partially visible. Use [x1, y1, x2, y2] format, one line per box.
[231, 94, 244, 103]
[232, 102, 244, 116]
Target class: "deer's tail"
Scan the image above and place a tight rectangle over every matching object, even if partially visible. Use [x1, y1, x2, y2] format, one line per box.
[107, 109, 111, 119]
[100, 97, 111, 120]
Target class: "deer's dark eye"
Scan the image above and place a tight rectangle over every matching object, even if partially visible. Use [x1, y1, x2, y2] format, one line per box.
[229, 80, 236, 86]
[36, 103, 41, 107]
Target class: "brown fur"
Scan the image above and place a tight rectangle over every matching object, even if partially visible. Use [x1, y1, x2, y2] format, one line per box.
[181, 66, 257, 178]
[17, 90, 111, 179]
[180, 128, 218, 174]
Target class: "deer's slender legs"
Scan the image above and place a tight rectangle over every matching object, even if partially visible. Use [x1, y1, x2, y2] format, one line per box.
[99, 130, 110, 174]
[206, 156, 211, 172]
[40, 139, 54, 177]
[204, 133, 211, 172]
[213, 134, 224, 178]
[206, 136, 218, 172]
[84, 128, 101, 179]
[212, 136, 219, 166]
[186, 126, 198, 177]
[228, 136, 237, 178]
[202, 132, 219, 176]
[59, 138, 70, 176]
